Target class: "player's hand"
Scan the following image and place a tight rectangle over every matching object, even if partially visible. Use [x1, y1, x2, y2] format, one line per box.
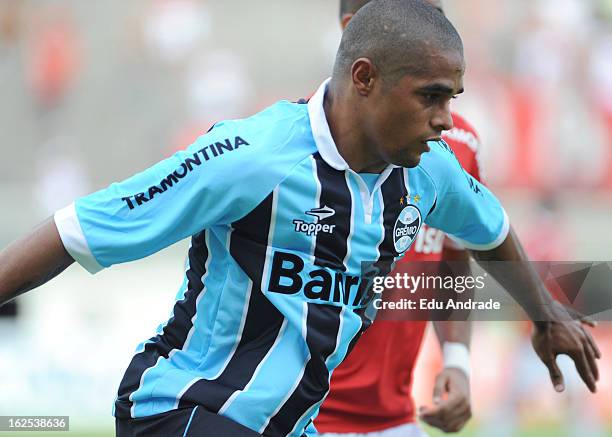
[418, 368, 471, 433]
[531, 301, 602, 393]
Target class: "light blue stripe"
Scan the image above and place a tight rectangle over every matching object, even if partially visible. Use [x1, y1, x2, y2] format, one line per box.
[194, 260, 252, 378]
[271, 159, 318, 255]
[221, 302, 309, 432]
[182, 406, 198, 437]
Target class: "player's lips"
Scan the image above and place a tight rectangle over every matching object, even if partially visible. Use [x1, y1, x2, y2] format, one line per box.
[420, 137, 441, 152]
[420, 138, 439, 151]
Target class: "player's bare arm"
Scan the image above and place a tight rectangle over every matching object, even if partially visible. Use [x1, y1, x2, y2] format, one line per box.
[420, 247, 473, 433]
[472, 227, 601, 393]
[0, 219, 74, 306]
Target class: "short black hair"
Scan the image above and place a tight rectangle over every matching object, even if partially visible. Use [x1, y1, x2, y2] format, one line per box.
[334, 0, 462, 84]
[340, 0, 444, 17]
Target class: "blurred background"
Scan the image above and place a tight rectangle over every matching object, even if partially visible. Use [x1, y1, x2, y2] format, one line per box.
[0, 0, 611, 435]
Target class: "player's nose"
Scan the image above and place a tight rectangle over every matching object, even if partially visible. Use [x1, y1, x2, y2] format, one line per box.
[431, 105, 454, 133]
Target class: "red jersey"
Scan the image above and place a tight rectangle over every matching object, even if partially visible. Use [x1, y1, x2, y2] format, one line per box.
[315, 113, 484, 434]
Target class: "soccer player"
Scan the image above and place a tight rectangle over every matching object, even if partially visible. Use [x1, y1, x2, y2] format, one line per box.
[316, 1, 478, 436]
[0, 1, 599, 436]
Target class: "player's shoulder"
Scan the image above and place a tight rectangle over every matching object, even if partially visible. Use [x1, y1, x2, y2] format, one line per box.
[245, 99, 310, 129]
[190, 100, 316, 168]
[210, 100, 312, 148]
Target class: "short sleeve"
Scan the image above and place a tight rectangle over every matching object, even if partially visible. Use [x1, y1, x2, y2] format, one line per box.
[441, 114, 486, 250]
[421, 140, 509, 251]
[54, 103, 314, 273]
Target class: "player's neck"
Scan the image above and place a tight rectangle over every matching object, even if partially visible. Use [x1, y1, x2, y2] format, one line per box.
[324, 83, 385, 174]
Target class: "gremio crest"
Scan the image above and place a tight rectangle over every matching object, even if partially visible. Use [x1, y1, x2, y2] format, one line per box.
[393, 205, 422, 253]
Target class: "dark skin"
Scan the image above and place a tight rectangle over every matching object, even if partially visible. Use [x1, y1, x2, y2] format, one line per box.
[419, 367, 471, 433]
[0, 218, 73, 303]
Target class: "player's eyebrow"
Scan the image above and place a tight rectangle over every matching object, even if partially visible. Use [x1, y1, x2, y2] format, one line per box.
[419, 84, 464, 96]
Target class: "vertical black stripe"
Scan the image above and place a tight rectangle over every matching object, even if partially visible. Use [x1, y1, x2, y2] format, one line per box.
[177, 193, 286, 413]
[115, 231, 210, 418]
[263, 304, 342, 436]
[313, 153, 352, 271]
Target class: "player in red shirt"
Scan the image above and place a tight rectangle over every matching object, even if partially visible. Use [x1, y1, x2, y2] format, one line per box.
[316, 1, 480, 436]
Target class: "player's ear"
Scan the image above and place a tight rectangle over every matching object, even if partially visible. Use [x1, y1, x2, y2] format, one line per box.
[340, 13, 353, 30]
[351, 58, 378, 97]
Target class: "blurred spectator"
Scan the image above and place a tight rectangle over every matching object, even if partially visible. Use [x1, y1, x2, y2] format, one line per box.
[0, 0, 21, 47]
[25, 4, 80, 111]
[142, 0, 211, 66]
[33, 135, 90, 216]
[510, 0, 600, 188]
[597, 0, 612, 21]
[448, 0, 612, 190]
[0, 0, 22, 77]
[185, 49, 252, 123]
[588, 20, 612, 187]
[170, 49, 254, 153]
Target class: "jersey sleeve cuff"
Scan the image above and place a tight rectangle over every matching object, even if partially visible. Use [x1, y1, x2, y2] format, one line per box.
[54, 203, 104, 274]
[448, 208, 510, 251]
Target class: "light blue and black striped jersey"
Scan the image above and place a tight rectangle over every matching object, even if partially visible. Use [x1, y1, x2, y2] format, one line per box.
[54, 79, 509, 437]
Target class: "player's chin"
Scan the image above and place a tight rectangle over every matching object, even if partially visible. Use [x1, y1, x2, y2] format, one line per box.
[400, 142, 431, 167]
[395, 151, 425, 168]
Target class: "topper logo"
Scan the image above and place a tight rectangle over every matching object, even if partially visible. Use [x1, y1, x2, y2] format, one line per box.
[293, 205, 336, 236]
[305, 206, 336, 221]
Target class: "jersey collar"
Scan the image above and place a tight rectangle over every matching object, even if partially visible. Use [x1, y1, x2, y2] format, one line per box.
[307, 78, 399, 172]
[307, 78, 349, 170]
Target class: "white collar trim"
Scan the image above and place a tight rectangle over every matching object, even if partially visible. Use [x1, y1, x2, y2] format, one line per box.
[307, 78, 351, 171]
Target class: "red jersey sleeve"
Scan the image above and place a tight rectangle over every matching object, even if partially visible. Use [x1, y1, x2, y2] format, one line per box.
[444, 112, 485, 184]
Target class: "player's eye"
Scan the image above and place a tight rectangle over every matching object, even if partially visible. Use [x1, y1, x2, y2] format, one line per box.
[422, 93, 446, 104]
